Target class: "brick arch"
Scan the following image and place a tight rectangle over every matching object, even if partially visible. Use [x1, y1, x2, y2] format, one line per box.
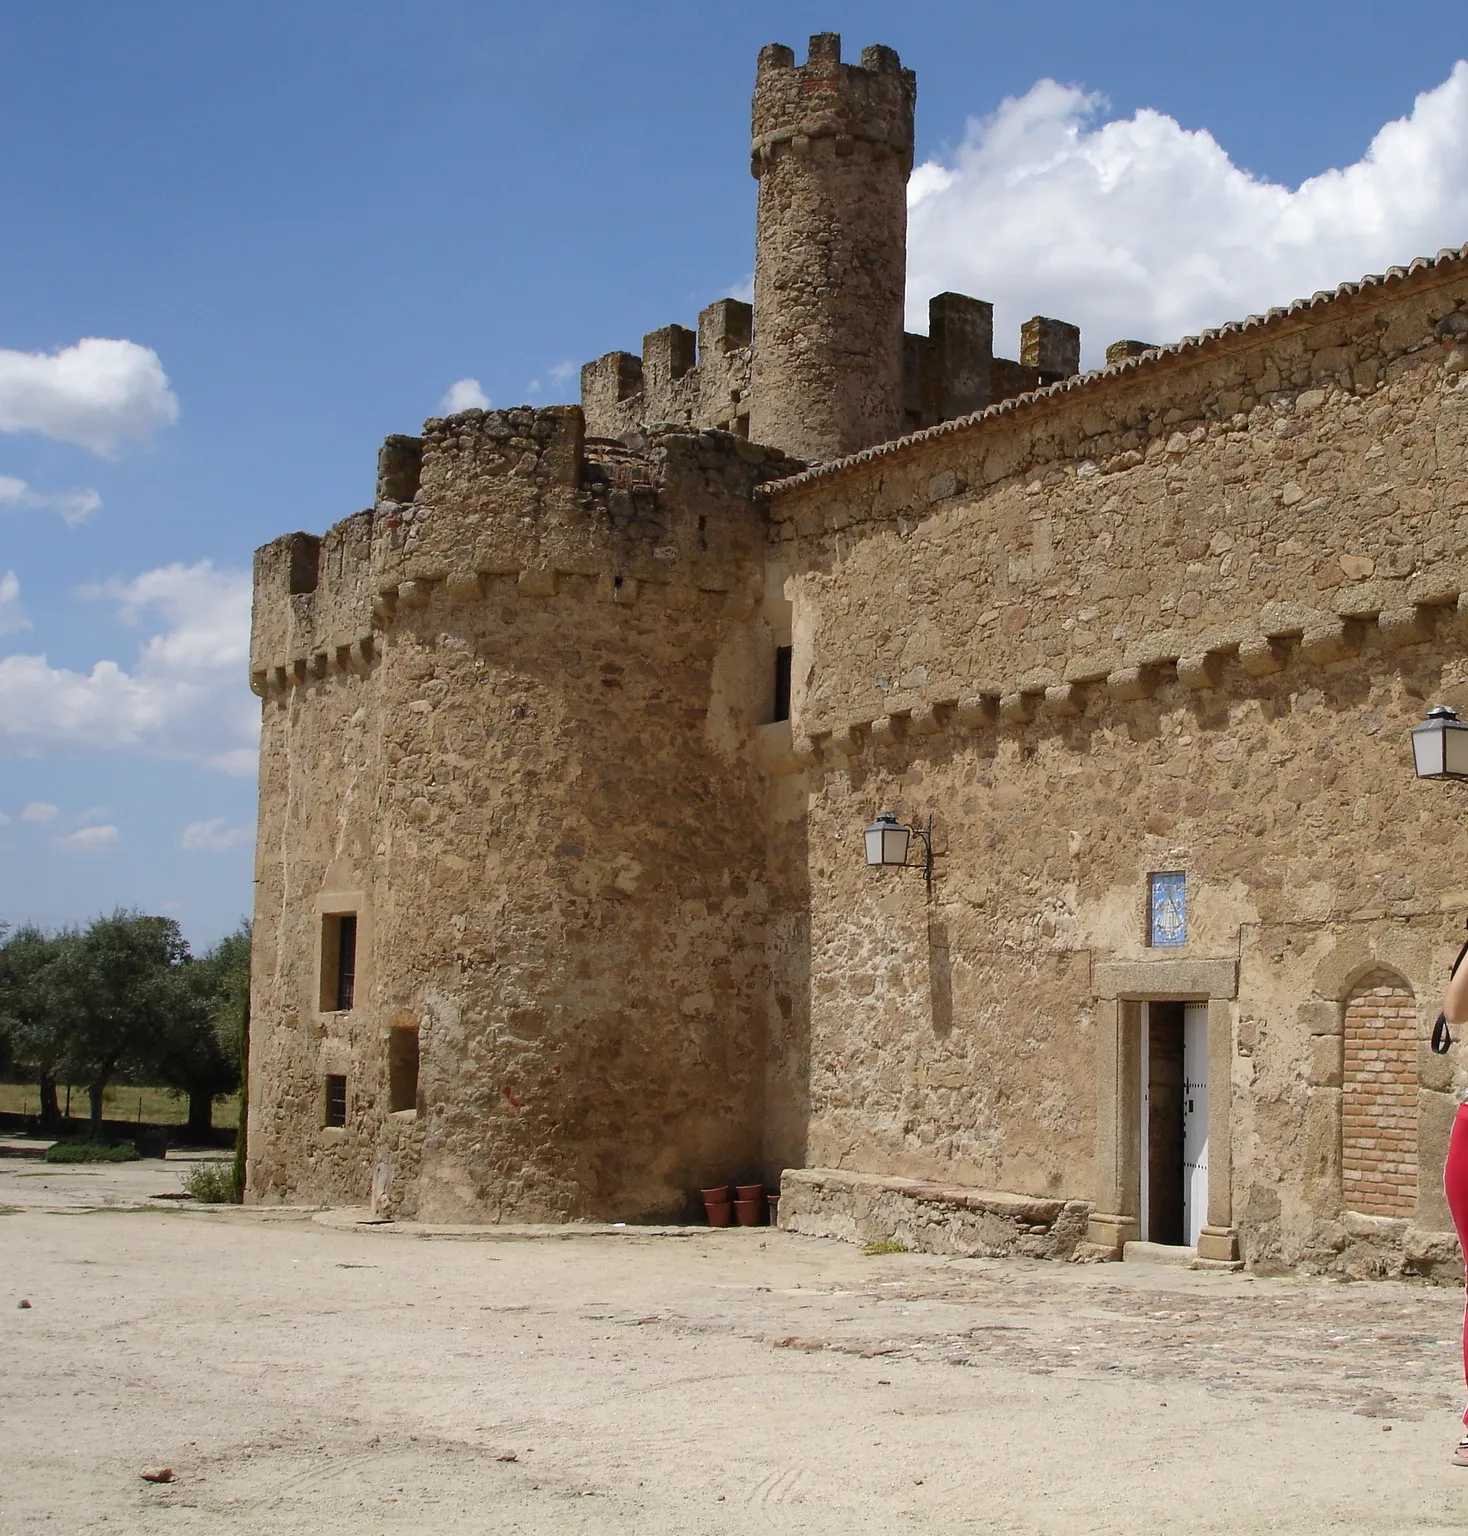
[1341, 968, 1419, 1219]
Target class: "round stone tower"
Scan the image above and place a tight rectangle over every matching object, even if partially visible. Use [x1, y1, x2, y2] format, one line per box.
[749, 34, 916, 463]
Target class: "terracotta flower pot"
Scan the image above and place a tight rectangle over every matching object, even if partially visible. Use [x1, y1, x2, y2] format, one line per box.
[735, 1184, 764, 1202]
[701, 1185, 730, 1204]
[733, 1197, 761, 1226]
[704, 1199, 732, 1227]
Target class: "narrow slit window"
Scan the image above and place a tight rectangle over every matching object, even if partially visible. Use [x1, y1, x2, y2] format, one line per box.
[389, 1027, 420, 1114]
[324, 1074, 347, 1128]
[1148, 872, 1187, 948]
[321, 913, 358, 1012]
[772, 645, 793, 724]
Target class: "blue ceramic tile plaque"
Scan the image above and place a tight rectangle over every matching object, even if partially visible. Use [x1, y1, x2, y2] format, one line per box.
[1149, 871, 1187, 947]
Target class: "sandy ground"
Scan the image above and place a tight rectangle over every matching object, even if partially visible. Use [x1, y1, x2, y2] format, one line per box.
[5, 1157, 1468, 1534]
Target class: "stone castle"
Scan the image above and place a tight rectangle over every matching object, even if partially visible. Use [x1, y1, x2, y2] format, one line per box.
[248, 34, 1468, 1279]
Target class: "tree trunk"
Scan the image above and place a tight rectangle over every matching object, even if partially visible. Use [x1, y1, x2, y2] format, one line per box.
[186, 1088, 213, 1141]
[88, 1077, 108, 1140]
[37, 1074, 61, 1134]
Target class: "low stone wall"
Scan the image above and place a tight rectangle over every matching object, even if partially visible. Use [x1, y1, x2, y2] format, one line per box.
[1296, 1211, 1464, 1285]
[779, 1167, 1093, 1260]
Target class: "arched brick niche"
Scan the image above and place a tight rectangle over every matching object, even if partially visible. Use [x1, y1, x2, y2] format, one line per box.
[1341, 969, 1419, 1219]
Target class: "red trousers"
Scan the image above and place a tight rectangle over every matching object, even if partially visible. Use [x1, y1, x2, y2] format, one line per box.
[1444, 1104, 1468, 1423]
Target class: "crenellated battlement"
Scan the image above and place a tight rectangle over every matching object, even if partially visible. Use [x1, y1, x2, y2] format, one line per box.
[581, 298, 753, 441]
[249, 408, 797, 694]
[901, 296, 1083, 433]
[751, 33, 915, 176]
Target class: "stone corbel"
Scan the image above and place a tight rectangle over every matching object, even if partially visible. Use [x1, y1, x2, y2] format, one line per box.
[869, 714, 899, 746]
[999, 692, 1034, 725]
[1301, 617, 1361, 665]
[1043, 682, 1083, 717]
[828, 724, 861, 757]
[1238, 635, 1288, 676]
[956, 695, 997, 729]
[1176, 651, 1223, 691]
[1106, 665, 1157, 702]
[1378, 604, 1433, 648]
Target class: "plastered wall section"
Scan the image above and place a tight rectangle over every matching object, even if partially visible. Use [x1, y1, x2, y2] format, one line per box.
[763, 264, 1468, 1263]
[248, 409, 793, 1220]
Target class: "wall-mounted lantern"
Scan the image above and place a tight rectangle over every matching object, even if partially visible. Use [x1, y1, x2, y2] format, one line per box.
[863, 811, 934, 893]
[1412, 706, 1468, 781]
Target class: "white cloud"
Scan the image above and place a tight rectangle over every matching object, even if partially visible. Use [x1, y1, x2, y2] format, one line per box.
[179, 817, 254, 853]
[547, 360, 577, 387]
[0, 571, 29, 637]
[439, 377, 490, 413]
[907, 62, 1468, 367]
[0, 338, 179, 455]
[54, 824, 119, 851]
[21, 802, 58, 823]
[0, 561, 257, 774]
[0, 476, 101, 526]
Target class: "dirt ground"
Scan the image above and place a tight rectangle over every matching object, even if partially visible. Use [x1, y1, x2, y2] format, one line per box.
[5, 1157, 1468, 1534]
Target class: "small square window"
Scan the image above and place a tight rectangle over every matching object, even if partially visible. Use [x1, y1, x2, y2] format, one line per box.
[324, 1074, 348, 1128]
[1148, 872, 1187, 948]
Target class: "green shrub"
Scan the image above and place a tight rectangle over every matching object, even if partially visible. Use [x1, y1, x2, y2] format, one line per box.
[861, 1238, 910, 1256]
[180, 1160, 239, 1203]
[44, 1140, 141, 1164]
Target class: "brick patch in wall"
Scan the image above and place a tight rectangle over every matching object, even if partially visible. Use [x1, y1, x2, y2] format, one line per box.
[1342, 970, 1419, 1219]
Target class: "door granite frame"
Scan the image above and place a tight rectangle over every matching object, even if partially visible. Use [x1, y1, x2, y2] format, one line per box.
[1087, 958, 1238, 1262]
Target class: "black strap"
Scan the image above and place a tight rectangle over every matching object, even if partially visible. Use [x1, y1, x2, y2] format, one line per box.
[1433, 924, 1468, 1054]
[1433, 1012, 1454, 1055]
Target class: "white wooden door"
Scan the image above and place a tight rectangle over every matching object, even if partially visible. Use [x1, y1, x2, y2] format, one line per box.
[1182, 1002, 1210, 1246]
[1138, 1002, 1151, 1243]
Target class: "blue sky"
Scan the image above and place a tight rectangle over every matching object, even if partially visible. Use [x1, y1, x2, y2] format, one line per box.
[2, 0, 1467, 949]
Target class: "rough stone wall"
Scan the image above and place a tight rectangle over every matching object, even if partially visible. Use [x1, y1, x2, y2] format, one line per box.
[748, 35, 914, 461]
[754, 253, 1468, 1270]
[248, 408, 799, 1221]
[1342, 970, 1420, 1218]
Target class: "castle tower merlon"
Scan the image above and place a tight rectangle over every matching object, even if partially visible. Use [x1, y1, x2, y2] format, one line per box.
[699, 298, 753, 355]
[1106, 338, 1158, 365]
[377, 434, 423, 506]
[1020, 316, 1081, 381]
[642, 325, 696, 392]
[581, 352, 645, 439]
[640, 325, 699, 429]
[749, 34, 916, 461]
[930, 293, 994, 418]
[696, 299, 753, 434]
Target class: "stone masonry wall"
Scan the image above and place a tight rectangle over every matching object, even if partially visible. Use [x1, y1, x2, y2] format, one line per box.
[753, 251, 1468, 1272]
[248, 410, 798, 1221]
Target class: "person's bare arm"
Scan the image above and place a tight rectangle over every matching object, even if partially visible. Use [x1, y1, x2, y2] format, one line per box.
[1444, 959, 1468, 1027]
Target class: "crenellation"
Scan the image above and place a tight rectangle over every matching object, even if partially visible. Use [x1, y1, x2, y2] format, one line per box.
[377, 434, 423, 505]
[1020, 316, 1082, 379]
[249, 36, 1468, 1280]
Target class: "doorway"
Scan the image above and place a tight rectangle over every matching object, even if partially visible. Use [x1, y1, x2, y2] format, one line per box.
[1139, 1000, 1209, 1246]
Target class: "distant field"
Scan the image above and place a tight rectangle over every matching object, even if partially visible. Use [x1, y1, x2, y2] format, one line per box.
[0, 1083, 240, 1130]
